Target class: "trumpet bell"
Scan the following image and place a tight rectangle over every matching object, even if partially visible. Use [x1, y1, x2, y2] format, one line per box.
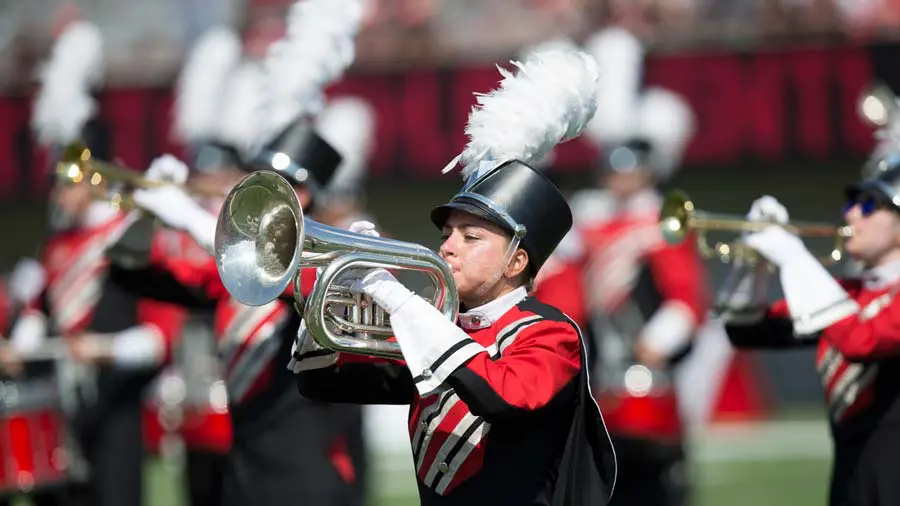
[659, 189, 692, 245]
[214, 171, 303, 306]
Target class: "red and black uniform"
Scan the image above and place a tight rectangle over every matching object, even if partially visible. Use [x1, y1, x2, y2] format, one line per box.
[533, 190, 708, 506]
[296, 290, 616, 506]
[726, 263, 900, 506]
[24, 213, 186, 506]
[138, 227, 232, 506]
[109, 248, 365, 506]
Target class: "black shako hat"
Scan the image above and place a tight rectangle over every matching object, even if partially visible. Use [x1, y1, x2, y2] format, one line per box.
[246, 117, 342, 195]
[191, 141, 244, 173]
[846, 159, 900, 211]
[430, 160, 573, 277]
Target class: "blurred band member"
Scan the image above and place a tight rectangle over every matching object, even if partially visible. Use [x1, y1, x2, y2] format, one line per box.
[5, 21, 187, 506]
[532, 27, 708, 506]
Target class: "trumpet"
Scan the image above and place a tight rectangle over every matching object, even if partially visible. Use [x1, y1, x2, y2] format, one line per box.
[659, 189, 852, 265]
[213, 170, 459, 360]
[55, 141, 221, 209]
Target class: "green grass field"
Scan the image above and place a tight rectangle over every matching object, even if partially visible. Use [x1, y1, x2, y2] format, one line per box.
[133, 414, 833, 506]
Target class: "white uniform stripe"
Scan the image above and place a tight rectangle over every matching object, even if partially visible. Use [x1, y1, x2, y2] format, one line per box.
[221, 303, 282, 365]
[434, 420, 491, 495]
[228, 330, 283, 402]
[414, 394, 461, 470]
[421, 412, 480, 486]
[412, 390, 456, 457]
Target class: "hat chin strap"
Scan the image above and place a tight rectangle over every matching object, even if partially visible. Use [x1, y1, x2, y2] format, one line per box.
[470, 235, 523, 304]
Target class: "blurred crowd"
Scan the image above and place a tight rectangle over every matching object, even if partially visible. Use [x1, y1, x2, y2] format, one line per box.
[1, 0, 900, 91]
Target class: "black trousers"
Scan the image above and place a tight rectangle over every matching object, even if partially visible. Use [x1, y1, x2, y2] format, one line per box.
[831, 425, 900, 506]
[186, 449, 227, 506]
[607, 435, 689, 506]
[223, 383, 367, 506]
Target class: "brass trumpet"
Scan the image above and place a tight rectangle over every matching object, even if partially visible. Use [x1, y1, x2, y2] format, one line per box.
[659, 189, 852, 265]
[55, 142, 220, 209]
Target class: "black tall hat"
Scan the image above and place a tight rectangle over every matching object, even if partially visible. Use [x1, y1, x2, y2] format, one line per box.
[192, 141, 244, 173]
[846, 161, 900, 210]
[247, 118, 342, 194]
[430, 160, 573, 276]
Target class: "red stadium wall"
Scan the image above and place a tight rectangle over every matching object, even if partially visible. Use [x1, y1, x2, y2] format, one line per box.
[0, 42, 890, 201]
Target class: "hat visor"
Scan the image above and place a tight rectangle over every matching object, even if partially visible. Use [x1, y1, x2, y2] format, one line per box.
[845, 180, 897, 204]
[430, 199, 511, 233]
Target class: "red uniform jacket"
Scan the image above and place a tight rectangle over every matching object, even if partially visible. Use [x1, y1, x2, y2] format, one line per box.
[726, 275, 900, 506]
[27, 215, 185, 359]
[296, 294, 616, 506]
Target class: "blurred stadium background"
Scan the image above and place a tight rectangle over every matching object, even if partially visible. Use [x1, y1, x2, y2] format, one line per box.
[3, 0, 900, 504]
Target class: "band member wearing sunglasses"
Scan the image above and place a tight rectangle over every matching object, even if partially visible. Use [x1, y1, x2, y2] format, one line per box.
[291, 49, 616, 506]
[721, 161, 900, 506]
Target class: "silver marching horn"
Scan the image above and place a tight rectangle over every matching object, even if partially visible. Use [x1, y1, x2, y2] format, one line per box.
[213, 170, 459, 360]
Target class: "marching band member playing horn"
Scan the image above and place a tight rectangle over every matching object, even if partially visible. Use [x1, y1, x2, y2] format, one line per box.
[292, 49, 616, 506]
[721, 163, 900, 506]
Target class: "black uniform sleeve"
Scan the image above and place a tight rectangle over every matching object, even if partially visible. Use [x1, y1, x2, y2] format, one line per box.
[296, 360, 415, 405]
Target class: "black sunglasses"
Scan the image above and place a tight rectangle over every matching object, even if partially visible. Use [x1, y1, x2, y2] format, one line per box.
[844, 191, 893, 217]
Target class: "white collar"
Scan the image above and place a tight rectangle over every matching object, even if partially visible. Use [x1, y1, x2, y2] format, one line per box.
[861, 259, 900, 290]
[458, 286, 528, 330]
[80, 201, 120, 230]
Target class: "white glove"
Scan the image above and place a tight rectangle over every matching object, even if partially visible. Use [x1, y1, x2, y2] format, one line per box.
[8, 258, 46, 304]
[10, 312, 47, 353]
[744, 226, 859, 334]
[348, 220, 379, 237]
[747, 195, 789, 224]
[145, 154, 189, 185]
[351, 268, 415, 314]
[110, 326, 166, 368]
[132, 186, 217, 252]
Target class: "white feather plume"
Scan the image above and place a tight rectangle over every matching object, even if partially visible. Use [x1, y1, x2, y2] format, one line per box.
[174, 27, 241, 144]
[316, 96, 376, 191]
[582, 27, 644, 148]
[634, 87, 695, 179]
[31, 21, 104, 147]
[260, 0, 365, 145]
[445, 49, 600, 182]
[216, 62, 267, 158]
[516, 36, 581, 169]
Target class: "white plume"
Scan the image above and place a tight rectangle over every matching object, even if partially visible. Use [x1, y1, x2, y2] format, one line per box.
[31, 21, 104, 147]
[8, 257, 46, 304]
[216, 62, 267, 158]
[174, 27, 241, 144]
[316, 96, 376, 191]
[445, 49, 600, 182]
[516, 36, 581, 169]
[582, 27, 644, 148]
[260, 0, 365, 145]
[634, 87, 696, 179]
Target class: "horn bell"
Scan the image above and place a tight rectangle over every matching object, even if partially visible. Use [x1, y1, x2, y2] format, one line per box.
[214, 170, 303, 306]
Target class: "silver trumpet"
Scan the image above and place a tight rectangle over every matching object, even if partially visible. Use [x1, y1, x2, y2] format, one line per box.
[213, 170, 459, 360]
